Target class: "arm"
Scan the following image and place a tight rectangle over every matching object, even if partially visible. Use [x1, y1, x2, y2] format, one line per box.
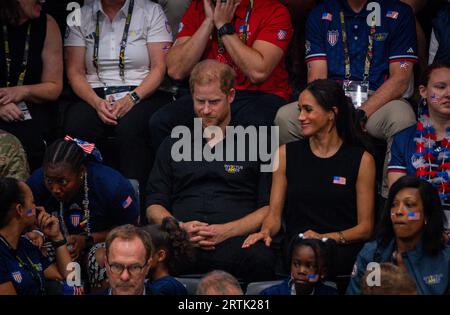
[387, 131, 408, 188]
[242, 145, 286, 248]
[147, 204, 173, 224]
[322, 151, 376, 243]
[360, 61, 414, 118]
[0, 282, 17, 295]
[307, 60, 328, 83]
[0, 15, 63, 105]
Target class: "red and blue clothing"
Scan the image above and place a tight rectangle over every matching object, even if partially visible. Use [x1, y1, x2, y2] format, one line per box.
[305, 0, 418, 91]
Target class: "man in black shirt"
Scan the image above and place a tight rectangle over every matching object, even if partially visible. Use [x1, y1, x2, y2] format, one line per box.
[145, 60, 275, 282]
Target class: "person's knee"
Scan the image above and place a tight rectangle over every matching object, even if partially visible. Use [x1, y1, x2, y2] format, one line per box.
[274, 102, 297, 127]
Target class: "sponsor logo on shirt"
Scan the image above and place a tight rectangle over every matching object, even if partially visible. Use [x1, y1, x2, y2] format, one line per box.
[407, 47, 414, 53]
[372, 32, 388, 41]
[386, 11, 399, 19]
[277, 29, 287, 41]
[12, 271, 22, 283]
[423, 274, 443, 285]
[224, 164, 243, 174]
[333, 176, 346, 185]
[327, 30, 339, 46]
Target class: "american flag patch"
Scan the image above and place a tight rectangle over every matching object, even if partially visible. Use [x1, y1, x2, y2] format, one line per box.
[386, 11, 399, 19]
[407, 211, 421, 220]
[12, 271, 22, 283]
[122, 196, 133, 209]
[333, 176, 346, 185]
[277, 29, 287, 40]
[321, 12, 333, 21]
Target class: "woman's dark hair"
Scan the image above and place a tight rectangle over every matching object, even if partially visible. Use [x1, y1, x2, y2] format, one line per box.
[304, 79, 373, 153]
[0, 177, 24, 228]
[376, 176, 446, 255]
[43, 139, 87, 172]
[144, 217, 194, 275]
[420, 61, 450, 87]
[286, 234, 337, 279]
[0, 0, 21, 25]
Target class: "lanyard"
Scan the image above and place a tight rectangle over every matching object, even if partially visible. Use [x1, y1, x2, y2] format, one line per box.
[340, 10, 376, 81]
[217, 0, 253, 54]
[2, 23, 32, 87]
[0, 234, 45, 294]
[93, 0, 135, 85]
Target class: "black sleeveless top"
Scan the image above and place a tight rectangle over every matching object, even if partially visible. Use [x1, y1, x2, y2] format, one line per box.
[285, 139, 365, 236]
[0, 13, 47, 88]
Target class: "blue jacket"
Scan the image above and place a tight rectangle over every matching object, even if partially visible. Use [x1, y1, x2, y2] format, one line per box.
[346, 240, 450, 295]
[432, 3, 450, 63]
[261, 278, 338, 295]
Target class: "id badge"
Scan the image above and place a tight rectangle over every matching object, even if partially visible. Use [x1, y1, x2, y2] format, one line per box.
[343, 80, 369, 108]
[105, 91, 128, 103]
[17, 101, 32, 120]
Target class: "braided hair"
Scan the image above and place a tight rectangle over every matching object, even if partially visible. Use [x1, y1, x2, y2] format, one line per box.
[43, 139, 86, 172]
[144, 217, 195, 275]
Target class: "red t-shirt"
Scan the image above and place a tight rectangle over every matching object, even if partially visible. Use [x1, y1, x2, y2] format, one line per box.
[177, 0, 293, 101]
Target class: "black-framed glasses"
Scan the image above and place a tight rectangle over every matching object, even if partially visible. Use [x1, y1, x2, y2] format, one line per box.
[107, 260, 147, 276]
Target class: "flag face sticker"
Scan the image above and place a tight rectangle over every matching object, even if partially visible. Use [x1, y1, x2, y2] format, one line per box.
[122, 196, 133, 209]
[322, 12, 332, 21]
[430, 94, 439, 103]
[407, 211, 421, 221]
[333, 176, 346, 185]
[70, 214, 81, 227]
[386, 11, 399, 19]
[12, 271, 22, 283]
[25, 208, 35, 217]
[327, 30, 339, 46]
[308, 274, 319, 283]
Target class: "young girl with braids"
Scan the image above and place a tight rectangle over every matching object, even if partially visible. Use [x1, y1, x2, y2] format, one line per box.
[143, 217, 194, 295]
[388, 62, 450, 231]
[26, 136, 139, 290]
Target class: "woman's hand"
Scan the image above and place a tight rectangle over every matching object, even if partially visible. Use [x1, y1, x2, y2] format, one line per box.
[111, 95, 134, 119]
[242, 231, 272, 248]
[67, 235, 86, 261]
[25, 230, 44, 249]
[303, 230, 323, 239]
[36, 206, 64, 242]
[0, 103, 24, 122]
[0, 86, 28, 105]
[94, 99, 117, 125]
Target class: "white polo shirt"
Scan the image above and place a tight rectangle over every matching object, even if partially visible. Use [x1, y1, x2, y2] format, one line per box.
[65, 0, 172, 88]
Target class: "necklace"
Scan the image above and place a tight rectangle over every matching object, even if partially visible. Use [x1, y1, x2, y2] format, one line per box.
[413, 113, 450, 204]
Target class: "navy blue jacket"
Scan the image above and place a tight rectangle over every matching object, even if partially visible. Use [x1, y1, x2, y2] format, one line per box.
[432, 3, 450, 63]
[346, 240, 450, 295]
[146, 275, 187, 295]
[261, 278, 338, 295]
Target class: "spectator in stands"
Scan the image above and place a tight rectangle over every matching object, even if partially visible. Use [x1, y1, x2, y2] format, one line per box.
[146, 60, 275, 282]
[0, 0, 63, 171]
[0, 177, 71, 295]
[243, 79, 375, 278]
[104, 224, 158, 295]
[275, 0, 418, 198]
[64, 0, 173, 190]
[156, 0, 192, 40]
[261, 235, 338, 295]
[196, 270, 243, 295]
[361, 262, 417, 295]
[27, 137, 139, 289]
[0, 129, 29, 181]
[428, 2, 450, 65]
[143, 217, 194, 295]
[347, 176, 450, 295]
[388, 62, 450, 228]
[149, 0, 293, 154]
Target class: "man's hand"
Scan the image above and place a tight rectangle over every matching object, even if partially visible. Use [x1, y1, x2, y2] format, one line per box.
[0, 103, 24, 122]
[242, 231, 272, 248]
[0, 86, 28, 105]
[94, 99, 117, 125]
[196, 224, 231, 250]
[67, 235, 86, 261]
[111, 95, 134, 119]
[214, 0, 240, 29]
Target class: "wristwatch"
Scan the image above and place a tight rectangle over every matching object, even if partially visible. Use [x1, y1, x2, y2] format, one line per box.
[355, 108, 368, 125]
[217, 23, 235, 37]
[128, 91, 141, 105]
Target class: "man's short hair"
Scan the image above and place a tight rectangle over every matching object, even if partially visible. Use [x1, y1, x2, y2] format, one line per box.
[105, 224, 154, 261]
[361, 263, 417, 295]
[196, 270, 243, 295]
[189, 60, 236, 95]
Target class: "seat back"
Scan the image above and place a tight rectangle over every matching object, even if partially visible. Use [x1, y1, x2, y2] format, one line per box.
[245, 280, 283, 295]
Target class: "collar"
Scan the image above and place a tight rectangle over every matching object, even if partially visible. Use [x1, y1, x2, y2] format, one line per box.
[289, 278, 315, 296]
[235, 0, 251, 20]
[339, 0, 370, 17]
[93, 0, 131, 19]
[109, 286, 146, 295]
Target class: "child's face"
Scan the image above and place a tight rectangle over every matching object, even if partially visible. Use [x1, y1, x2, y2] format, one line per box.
[291, 245, 319, 285]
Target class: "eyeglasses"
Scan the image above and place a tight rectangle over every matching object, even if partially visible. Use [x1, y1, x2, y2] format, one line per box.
[107, 261, 147, 276]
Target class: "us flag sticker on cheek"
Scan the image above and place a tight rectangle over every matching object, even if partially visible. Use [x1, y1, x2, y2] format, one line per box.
[407, 211, 421, 221]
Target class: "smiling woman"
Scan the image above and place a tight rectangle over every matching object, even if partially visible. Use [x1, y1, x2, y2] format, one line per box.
[347, 176, 450, 295]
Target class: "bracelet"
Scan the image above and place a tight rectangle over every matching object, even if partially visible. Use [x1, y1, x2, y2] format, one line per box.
[338, 231, 347, 244]
[51, 238, 67, 250]
[32, 229, 44, 237]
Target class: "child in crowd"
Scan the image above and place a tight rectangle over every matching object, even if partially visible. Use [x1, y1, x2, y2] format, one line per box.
[261, 234, 338, 295]
[143, 217, 194, 295]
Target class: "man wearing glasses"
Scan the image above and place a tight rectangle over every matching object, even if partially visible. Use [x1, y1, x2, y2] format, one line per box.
[103, 224, 157, 295]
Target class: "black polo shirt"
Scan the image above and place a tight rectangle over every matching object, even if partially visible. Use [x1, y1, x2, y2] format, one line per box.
[145, 130, 271, 224]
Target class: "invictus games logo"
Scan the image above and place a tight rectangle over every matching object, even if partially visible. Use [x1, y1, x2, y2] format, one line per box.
[170, 118, 279, 173]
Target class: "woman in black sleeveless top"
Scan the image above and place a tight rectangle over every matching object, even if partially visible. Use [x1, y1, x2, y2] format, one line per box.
[243, 79, 376, 277]
[0, 0, 63, 170]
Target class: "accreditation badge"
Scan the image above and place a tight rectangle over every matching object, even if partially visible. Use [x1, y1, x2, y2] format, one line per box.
[343, 80, 369, 108]
[105, 91, 129, 103]
[17, 101, 32, 120]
